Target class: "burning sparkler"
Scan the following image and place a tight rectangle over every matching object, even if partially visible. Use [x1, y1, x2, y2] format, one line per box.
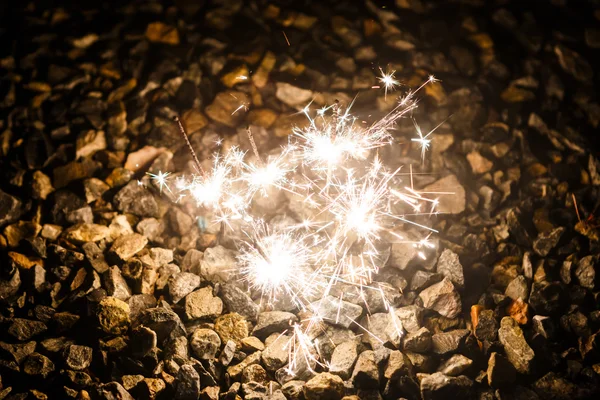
[150, 73, 450, 376]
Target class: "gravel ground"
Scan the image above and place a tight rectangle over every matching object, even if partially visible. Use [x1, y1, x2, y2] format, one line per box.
[1, 0, 600, 399]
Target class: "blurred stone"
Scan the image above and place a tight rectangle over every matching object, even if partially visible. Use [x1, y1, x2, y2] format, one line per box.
[146, 22, 179, 45]
[422, 175, 465, 214]
[275, 83, 313, 107]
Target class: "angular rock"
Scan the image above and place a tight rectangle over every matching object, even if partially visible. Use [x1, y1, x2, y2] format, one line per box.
[0, 188, 23, 227]
[215, 312, 249, 347]
[262, 334, 290, 372]
[103, 266, 132, 301]
[309, 296, 362, 329]
[113, 180, 159, 218]
[403, 327, 432, 353]
[329, 339, 359, 380]
[252, 311, 297, 338]
[190, 328, 221, 360]
[175, 364, 201, 400]
[420, 372, 473, 399]
[533, 227, 564, 256]
[419, 278, 462, 318]
[220, 284, 259, 321]
[505, 275, 529, 301]
[97, 297, 130, 335]
[487, 352, 516, 388]
[136, 307, 186, 344]
[422, 175, 465, 214]
[303, 372, 344, 400]
[437, 354, 472, 376]
[395, 305, 424, 333]
[200, 245, 236, 283]
[7, 318, 47, 341]
[475, 309, 498, 342]
[23, 352, 55, 378]
[436, 249, 464, 289]
[276, 83, 313, 107]
[351, 350, 379, 389]
[110, 233, 148, 261]
[185, 287, 223, 320]
[168, 272, 201, 304]
[498, 316, 535, 374]
[63, 344, 92, 371]
[575, 255, 596, 290]
[431, 329, 470, 355]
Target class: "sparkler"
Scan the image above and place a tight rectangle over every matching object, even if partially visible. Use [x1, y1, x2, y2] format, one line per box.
[150, 74, 450, 376]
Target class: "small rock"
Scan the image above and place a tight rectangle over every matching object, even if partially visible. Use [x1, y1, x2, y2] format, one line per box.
[110, 233, 148, 261]
[103, 266, 132, 301]
[309, 296, 362, 329]
[384, 350, 413, 380]
[65, 223, 109, 244]
[174, 364, 201, 399]
[76, 130, 106, 159]
[146, 22, 179, 45]
[0, 188, 23, 227]
[136, 307, 186, 344]
[220, 284, 259, 321]
[168, 272, 201, 304]
[95, 382, 135, 400]
[487, 352, 516, 388]
[575, 255, 596, 289]
[215, 312, 249, 347]
[97, 297, 130, 335]
[329, 339, 360, 379]
[63, 344, 92, 370]
[276, 83, 313, 107]
[7, 318, 47, 341]
[351, 350, 379, 389]
[205, 91, 250, 128]
[252, 311, 297, 338]
[466, 151, 493, 174]
[190, 328, 221, 360]
[533, 227, 564, 256]
[437, 354, 472, 376]
[506, 298, 529, 325]
[82, 242, 109, 274]
[498, 316, 535, 374]
[262, 334, 290, 372]
[554, 44, 593, 83]
[475, 309, 498, 342]
[431, 329, 470, 355]
[185, 287, 223, 320]
[31, 171, 54, 200]
[533, 372, 578, 400]
[436, 249, 464, 289]
[23, 352, 55, 378]
[420, 372, 473, 399]
[422, 175, 465, 214]
[113, 180, 159, 218]
[303, 372, 344, 400]
[505, 275, 529, 301]
[419, 278, 462, 318]
[200, 245, 236, 282]
[395, 305, 424, 333]
[403, 327, 432, 353]
[241, 336, 265, 352]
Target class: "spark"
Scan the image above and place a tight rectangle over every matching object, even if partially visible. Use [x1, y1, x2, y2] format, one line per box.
[148, 171, 172, 194]
[378, 68, 399, 99]
[282, 30, 291, 46]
